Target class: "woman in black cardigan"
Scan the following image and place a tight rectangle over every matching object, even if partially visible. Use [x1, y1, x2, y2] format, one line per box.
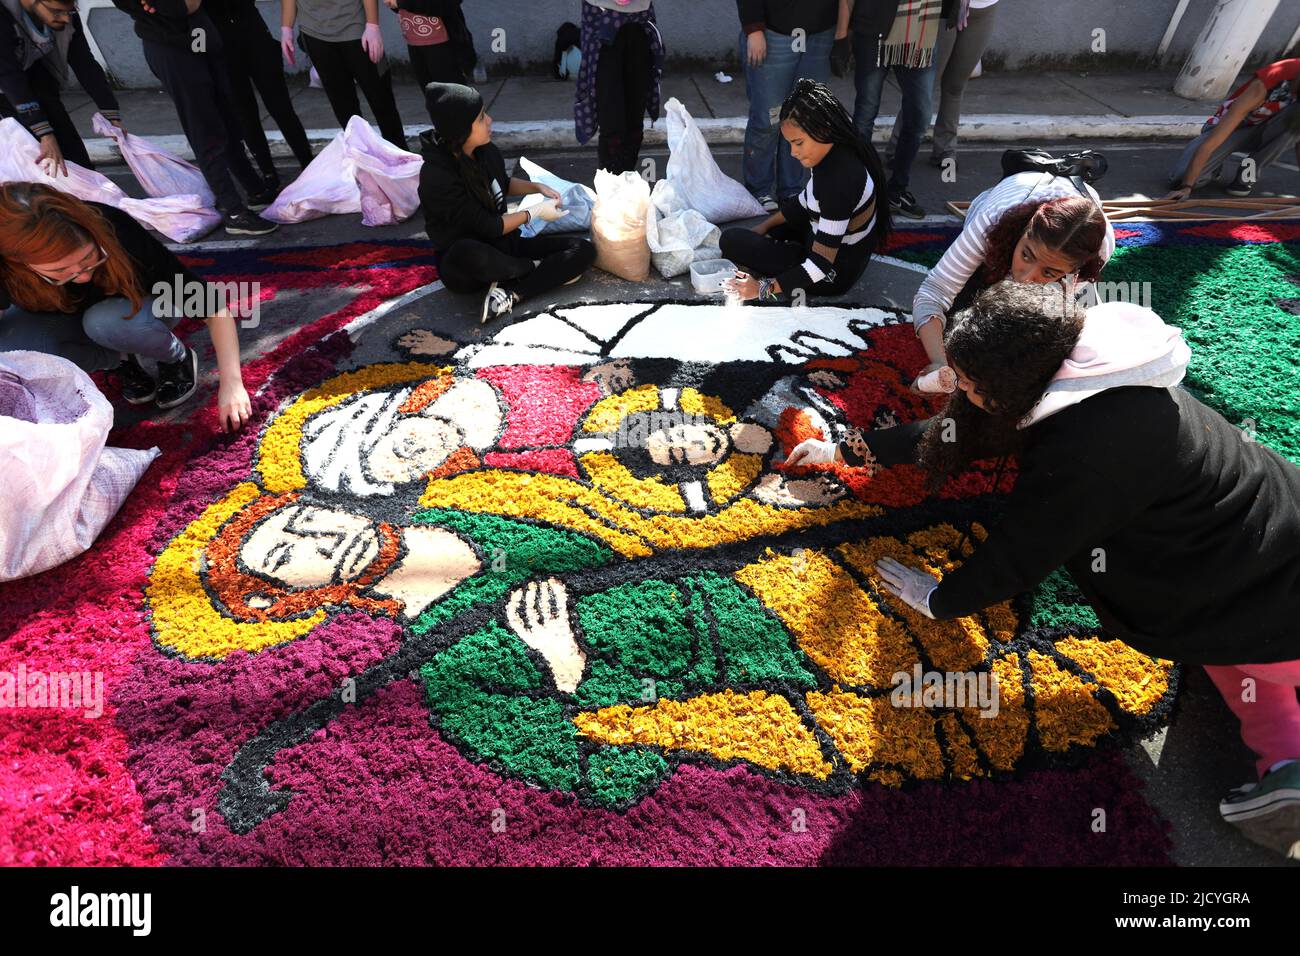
[788, 282, 1300, 859]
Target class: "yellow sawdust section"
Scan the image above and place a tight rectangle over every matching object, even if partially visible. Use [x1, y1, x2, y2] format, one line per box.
[1027, 650, 1116, 750]
[147, 482, 326, 659]
[805, 687, 945, 779]
[1054, 636, 1172, 717]
[419, 472, 882, 558]
[732, 549, 914, 687]
[582, 384, 661, 432]
[580, 452, 686, 513]
[967, 654, 1029, 771]
[574, 689, 833, 779]
[837, 534, 992, 672]
[706, 453, 764, 504]
[938, 712, 983, 779]
[677, 388, 736, 423]
[257, 361, 447, 493]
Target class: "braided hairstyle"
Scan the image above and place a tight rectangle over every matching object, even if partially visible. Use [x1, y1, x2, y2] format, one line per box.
[778, 78, 892, 248]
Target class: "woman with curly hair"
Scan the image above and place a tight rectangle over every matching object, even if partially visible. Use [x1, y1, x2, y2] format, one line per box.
[909, 171, 1114, 390]
[787, 281, 1300, 859]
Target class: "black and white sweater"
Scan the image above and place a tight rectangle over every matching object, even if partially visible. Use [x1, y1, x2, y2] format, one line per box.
[775, 143, 878, 297]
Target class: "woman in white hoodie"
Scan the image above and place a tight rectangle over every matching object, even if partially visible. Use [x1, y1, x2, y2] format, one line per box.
[788, 281, 1300, 859]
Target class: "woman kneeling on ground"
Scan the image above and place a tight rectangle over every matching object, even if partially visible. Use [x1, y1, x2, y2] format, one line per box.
[720, 77, 891, 306]
[418, 81, 596, 324]
[0, 183, 251, 432]
[909, 171, 1114, 390]
[788, 282, 1300, 859]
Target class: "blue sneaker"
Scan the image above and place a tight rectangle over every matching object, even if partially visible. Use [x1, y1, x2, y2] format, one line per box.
[1219, 761, 1300, 859]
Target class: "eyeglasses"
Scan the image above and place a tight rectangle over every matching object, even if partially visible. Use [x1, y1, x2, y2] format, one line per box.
[30, 246, 108, 286]
[36, 0, 78, 16]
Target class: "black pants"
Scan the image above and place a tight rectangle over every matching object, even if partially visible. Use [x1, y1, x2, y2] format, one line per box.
[142, 39, 264, 213]
[300, 32, 407, 150]
[0, 66, 94, 168]
[595, 22, 652, 173]
[720, 221, 872, 299]
[438, 233, 596, 303]
[218, 15, 315, 173]
[408, 42, 468, 88]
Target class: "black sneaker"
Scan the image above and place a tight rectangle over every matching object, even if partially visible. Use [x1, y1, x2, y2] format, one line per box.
[156, 346, 198, 410]
[224, 208, 279, 237]
[1225, 173, 1254, 197]
[245, 181, 281, 212]
[889, 189, 926, 220]
[479, 282, 515, 324]
[113, 354, 156, 405]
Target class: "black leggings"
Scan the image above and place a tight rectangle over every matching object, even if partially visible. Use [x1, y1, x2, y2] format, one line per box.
[220, 16, 315, 173]
[300, 32, 407, 150]
[720, 221, 872, 299]
[437, 233, 596, 302]
[595, 22, 653, 173]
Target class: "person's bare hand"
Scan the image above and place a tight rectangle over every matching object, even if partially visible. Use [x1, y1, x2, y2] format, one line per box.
[138, 0, 157, 13]
[746, 31, 767, 67]
[1163, 186, 1192, 202]
[36, 134, 66, 177]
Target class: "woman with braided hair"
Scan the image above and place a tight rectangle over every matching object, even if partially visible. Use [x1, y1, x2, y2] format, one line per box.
[720, 78, 891, 306]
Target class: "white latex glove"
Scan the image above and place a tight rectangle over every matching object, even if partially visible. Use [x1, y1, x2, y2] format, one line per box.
[914, 364, 957, 394]
[280, 27, 296, 66]
[785, 437, 839, 467]
[874, 556, 938, 619]
[529, 198, 569, 223]
[362, 22, 384, 64]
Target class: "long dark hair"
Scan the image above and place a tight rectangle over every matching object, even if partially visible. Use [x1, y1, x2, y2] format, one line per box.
[916, 282, 1085, 490]
[778, 78, 892, 248]
[432, 120, 497, 213]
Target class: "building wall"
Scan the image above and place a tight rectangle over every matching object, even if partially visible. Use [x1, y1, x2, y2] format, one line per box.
[86, 0, 1300, 90]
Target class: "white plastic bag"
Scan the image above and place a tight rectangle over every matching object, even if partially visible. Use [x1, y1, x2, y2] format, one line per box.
[590, 169, 651, 281]
[0, 351, 159, 582]
[91, 111, 215, 205]
[264, 117, 422, 226]
[663, 98, 765, 223]
[645, 178, 720, 277]
[516, 156, 595, 237]
[0, 118, 220, 242]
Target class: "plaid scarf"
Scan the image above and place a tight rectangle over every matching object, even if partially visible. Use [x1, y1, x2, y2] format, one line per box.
[878, 0, 944, 68]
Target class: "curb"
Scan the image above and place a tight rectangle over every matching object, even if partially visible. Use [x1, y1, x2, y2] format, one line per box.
[85, 113, 1207, 165]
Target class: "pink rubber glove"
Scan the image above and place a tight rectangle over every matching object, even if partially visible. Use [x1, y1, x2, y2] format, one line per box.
[280, 27, 296, 66]
[361, 22, 384, 64]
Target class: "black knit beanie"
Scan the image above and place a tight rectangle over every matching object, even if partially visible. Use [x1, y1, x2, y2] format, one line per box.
[423, 82, 484, 147]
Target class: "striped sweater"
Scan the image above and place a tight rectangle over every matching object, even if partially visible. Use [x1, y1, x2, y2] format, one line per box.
[911, 171, 1115, 331]
[775, 143, 879, 296]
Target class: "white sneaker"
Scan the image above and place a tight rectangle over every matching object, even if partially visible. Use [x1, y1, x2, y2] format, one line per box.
[756, 194, 779, 213]
[480, 282, 514, 324]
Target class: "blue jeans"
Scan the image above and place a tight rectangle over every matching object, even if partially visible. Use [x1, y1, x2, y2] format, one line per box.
[0, 296, 184, 372]
[851, 31, 935, 192]
[741, 27, 833, 200]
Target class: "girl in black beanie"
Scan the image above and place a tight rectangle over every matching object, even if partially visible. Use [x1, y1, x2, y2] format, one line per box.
[417, 82, 597, 323]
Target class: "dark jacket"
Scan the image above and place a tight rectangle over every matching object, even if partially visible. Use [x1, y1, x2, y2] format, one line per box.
[926, 386, 1300, 665]
[0, 201, 200, 314]
[110, 0, 221, 52]
[417, 130, 509, 252]
[736, 0, 837, 36]
[0, 7, 118, 139]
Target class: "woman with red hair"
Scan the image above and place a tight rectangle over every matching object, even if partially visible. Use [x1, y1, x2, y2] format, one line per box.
[910, 170, 1114, 391]
[0, 183, 251, 431]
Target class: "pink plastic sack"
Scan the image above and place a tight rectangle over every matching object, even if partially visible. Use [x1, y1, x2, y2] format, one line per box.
[264, 117, 421, 226]
[344, 117, 422, 226]
[91, 112, 215, 205]
[0, 118, 221, 242]
[0, 351, 160, 582]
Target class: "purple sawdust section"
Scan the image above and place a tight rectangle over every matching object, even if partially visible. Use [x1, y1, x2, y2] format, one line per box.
[125, 662, 1172, 865]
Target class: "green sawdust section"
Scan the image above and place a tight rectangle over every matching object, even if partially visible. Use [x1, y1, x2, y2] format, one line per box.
[410, 510, 820, 806]
[894, 237, 1300, 629]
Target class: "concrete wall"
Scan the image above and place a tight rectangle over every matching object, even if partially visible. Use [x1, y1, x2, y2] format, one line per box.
[85, 0, 1300, 89]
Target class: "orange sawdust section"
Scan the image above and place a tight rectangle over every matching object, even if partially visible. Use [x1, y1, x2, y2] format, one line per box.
[1054, 637, 1172, 717]
[804, 687, 945, 779]
[574, 690, 834, 779]
[966, 654, 1029, 771]
[1027, 650, 1116, 751]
